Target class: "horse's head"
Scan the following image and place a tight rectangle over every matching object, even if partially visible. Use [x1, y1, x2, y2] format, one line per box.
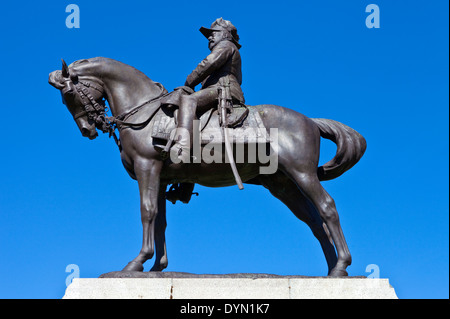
[48, 59, 107, 140]
[50, 57, 168, 142]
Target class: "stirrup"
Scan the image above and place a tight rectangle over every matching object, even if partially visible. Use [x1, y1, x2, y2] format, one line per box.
[160, 133, 176, 160]
[166, 183, 199, 204]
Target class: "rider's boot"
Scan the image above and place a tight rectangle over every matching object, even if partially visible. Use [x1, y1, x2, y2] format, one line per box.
[170, 96, 196, 163]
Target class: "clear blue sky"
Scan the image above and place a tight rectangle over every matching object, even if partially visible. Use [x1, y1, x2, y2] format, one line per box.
[0, 0, 448, 299]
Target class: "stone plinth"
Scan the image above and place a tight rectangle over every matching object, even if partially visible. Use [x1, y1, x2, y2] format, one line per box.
[63, 272, 398, 299]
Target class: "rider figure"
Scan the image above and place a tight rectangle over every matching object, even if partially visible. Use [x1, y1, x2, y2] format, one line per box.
[170, 18, 245, 161]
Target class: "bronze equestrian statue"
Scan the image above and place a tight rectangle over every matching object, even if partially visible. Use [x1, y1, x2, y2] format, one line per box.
[48, 19, 366, 277]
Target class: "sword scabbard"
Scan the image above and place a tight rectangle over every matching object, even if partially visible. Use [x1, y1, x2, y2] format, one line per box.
[217, 86, 244, 190]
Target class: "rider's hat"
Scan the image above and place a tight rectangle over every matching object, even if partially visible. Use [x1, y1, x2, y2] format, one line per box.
[199, 18, 241, 49]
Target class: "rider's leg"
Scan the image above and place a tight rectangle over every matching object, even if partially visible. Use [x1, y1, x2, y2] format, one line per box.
[171, 88, 218, 162]
[195, 87, 221, 115]
[170, 94, 196, 162]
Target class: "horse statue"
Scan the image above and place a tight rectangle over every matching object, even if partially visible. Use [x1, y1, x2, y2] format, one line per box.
[48, 57, 366, 277]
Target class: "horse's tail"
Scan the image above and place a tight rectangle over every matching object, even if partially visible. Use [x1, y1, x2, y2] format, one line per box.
[311, 118, 367, 181]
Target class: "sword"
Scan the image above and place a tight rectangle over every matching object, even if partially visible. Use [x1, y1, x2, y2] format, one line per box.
[218, 81, 244, 190]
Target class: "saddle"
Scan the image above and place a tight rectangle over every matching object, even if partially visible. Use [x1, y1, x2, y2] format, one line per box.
[150, 101, 270, 148]
[153, 88, 271, 204]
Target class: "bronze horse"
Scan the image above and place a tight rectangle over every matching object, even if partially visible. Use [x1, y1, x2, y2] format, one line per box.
[48, 57, 366, 276]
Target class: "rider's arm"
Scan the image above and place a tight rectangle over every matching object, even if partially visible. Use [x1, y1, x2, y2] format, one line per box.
[185, 41, 233, 89]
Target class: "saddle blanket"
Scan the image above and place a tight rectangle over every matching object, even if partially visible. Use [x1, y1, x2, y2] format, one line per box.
[150, 106, 271, 145]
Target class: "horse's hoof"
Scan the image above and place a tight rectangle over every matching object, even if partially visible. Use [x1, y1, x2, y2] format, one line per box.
[122, 261, 144, 272]
[149, 265, 163, 272]
[150, 259, 168, 272]
[150, 263, 167, 272]
[328, 268, 348, 277]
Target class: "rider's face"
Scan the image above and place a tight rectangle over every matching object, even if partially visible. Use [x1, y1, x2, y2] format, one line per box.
[208, 30, 226, 50]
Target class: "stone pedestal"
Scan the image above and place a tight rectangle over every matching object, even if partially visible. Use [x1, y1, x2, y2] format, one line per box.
[63, 272, 398, 299]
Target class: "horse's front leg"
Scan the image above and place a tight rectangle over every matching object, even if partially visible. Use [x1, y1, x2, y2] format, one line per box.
[123, 159, 163, 272]
[150, 184, 168, 271]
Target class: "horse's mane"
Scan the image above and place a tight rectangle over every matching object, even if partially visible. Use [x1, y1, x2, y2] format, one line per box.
[69, 57, 167, 95]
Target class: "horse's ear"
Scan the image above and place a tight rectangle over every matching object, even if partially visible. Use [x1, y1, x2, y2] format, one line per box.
[61, 59, 70, 78]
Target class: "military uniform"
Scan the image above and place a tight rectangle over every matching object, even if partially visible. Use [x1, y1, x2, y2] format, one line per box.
[167, 18, 244, 203]
[185, 39, 245, 106]
[171, 18, 244, 161]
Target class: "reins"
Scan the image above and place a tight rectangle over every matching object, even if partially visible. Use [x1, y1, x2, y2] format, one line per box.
[74, 80, 168, 151]
[112, 91, 169, 128]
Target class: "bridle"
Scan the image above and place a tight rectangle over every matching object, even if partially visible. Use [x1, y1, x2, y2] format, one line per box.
[62, 74, 167, 150]
[72, 80, 109, 128]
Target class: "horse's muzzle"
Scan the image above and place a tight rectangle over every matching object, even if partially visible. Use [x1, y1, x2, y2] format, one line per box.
[81, 127, 98, 140]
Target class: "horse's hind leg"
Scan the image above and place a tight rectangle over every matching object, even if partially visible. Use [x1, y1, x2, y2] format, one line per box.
[285, 170, 352, 276]
[258, 173, 338, 275]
